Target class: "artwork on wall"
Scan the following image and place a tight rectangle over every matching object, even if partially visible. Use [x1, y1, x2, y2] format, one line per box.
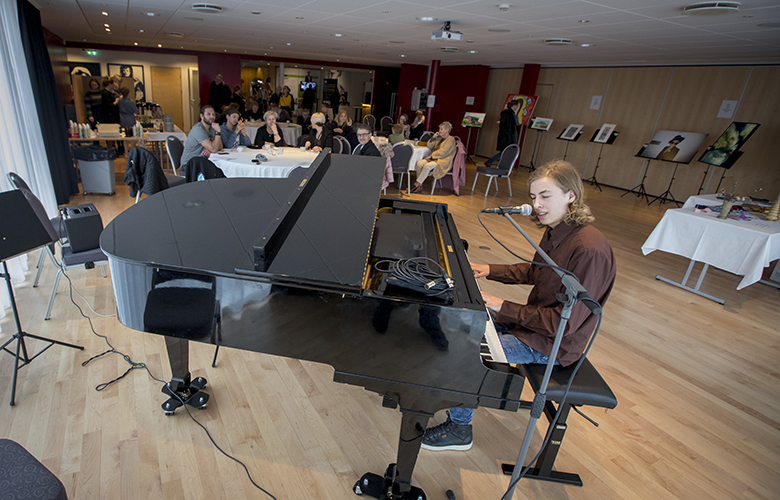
[107, 64, 146, 102]
[698, 122, 760, 167]
[529, 117, 553, 131]
[558, 124, 584, 141]
[69, 62, 101, 76]
[594, 124, 617, 143]
[636, 130, 709, 164]
[461, 112, 486, 128]
[503, 94, 538, 126]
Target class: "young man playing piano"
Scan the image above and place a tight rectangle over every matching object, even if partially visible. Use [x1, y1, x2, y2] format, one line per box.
[421, 160, 617, 451]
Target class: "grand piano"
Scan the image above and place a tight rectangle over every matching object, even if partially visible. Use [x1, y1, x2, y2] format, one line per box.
[101, 152, 525, 499]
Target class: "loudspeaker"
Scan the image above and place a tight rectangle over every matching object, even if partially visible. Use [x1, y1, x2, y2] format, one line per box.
[62, 203, 103, 253]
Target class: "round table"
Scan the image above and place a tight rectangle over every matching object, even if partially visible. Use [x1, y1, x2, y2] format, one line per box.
[208, 147, 318, 178]
[245, 121, 302, 147]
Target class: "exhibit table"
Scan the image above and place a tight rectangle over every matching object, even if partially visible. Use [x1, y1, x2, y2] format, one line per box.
[681, 193, 772, 210]
[208, 147, 318, 178]
[145, 125, 187, 143]
[641, 207, 780, 303]
[245, 121, 302, 147]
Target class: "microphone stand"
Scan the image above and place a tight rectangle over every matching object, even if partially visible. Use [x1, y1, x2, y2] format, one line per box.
[492, 209, 598, 500]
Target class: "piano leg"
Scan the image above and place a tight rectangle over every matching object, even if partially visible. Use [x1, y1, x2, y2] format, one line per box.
[161, 338, 210, 415]
[354, 408, 430, 499]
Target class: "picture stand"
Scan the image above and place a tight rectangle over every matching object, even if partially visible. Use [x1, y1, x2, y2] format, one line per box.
[648, 162, 682, 206]
[699, 149, 743, 195]
[0, 190, 84, 406]
[525, 128, 546, 172]
[621, 160, 653, 203]
[464, 126, 482, 165]
[556, 128, 583, 161]
[460, 112, 486, 165]
[585, 130, 619, 192]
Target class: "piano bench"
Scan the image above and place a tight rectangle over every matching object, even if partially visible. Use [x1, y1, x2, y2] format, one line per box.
[0, 439, 68, 500]
[502, 357, 617, 487]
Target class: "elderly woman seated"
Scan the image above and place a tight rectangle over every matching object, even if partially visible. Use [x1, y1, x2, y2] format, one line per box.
[254, 110, 286, 147]
[411, 121, 456, 193]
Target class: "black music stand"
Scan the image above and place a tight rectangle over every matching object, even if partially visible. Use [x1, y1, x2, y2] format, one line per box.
[585, 130, 619, 192]
[525, 119, 548, 172]
[649, 161, 683, 206]
[622, 158, 654, 203]
[0, 190, 84, 406]
[557, 129, 583, 161]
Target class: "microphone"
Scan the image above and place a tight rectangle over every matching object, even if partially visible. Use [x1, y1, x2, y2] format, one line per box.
[482, 204, 533, 216]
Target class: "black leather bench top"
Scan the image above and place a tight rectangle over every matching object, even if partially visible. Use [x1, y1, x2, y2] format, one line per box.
[520, 358, 617, 409]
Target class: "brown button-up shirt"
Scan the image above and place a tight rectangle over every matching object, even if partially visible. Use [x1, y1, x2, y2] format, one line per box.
[488, 222, 616, 366]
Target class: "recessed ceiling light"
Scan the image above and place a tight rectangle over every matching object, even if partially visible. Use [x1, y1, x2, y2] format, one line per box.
[333, 33, 343, 37]
[488, 28, 511, 33]
[382, 10, 390, 14]
[544, 38, 572, 45]
[104, 23, 109, 27]
[336, 59, 339, 61]
[286, 42, 292, 45]
[264, 52, 268, 55]
[579, 43, 592, 47]
[157, 43, 162, 47]
[498, 3, 510, 11]
[145, 12, 156, 17]
[102, 11, 108, 16]
[251, 11, 261, 15]
[105, 28, 110, 31]
[138, 29, 145, 33]
[400, 54, 406, 57]
[468, 50, 478, 53]
[133, 42, 138, 45]
[683, 1, 741, 15]
[418, 17, 438, 22]
[578, 19, 589, 23]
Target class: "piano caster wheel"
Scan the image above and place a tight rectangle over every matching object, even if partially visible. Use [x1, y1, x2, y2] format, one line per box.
[164, 411, 174, 416]
[198, 404, 208, 410]
[193, 377, 207, 389]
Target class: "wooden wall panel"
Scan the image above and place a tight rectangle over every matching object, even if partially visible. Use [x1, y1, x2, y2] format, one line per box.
[518, 68, 562, 167]
[709, 66, 780, 200]
[648, 66, 752, 199]
[476, 67, 523, 158]
[538, 67, 612, 175]
[583, 66, 673, 190]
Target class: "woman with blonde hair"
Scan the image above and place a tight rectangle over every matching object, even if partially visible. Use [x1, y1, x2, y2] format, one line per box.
[420, 159, 616, 452]
[253, 110, 286, 147]
[304, 112, 334, 152]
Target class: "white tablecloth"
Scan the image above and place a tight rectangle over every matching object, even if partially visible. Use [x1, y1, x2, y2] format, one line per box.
[681, 194, 772, 209]
[373, 139, 430, 172]
[209, 147, 318, 178]
[641, 208, 780, 289]
[145, 125, 186, 142]
[245, 122, 302, 147]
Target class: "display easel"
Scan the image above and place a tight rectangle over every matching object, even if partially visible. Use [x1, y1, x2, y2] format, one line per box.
[461, 111, 486, 165]
[557, 129, 583, 161]
[621, 159, 654, 203]
[698, 149, 743, 195]
[0, 190, 84, 406]
[585, 129, 619, 192]
[464, 126, 482, 165]
[648, 161, 683, 206]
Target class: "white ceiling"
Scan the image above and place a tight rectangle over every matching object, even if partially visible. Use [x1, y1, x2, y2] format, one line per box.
[32, 0, 780, 67]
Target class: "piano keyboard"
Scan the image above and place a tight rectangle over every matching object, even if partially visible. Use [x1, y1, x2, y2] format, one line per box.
[480, 316, 508, 364]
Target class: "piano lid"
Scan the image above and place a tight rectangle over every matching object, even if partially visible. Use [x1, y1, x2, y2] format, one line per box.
[100, 154, 386, 288]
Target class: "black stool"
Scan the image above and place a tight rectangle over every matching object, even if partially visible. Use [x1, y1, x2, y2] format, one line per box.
[503, 358, 617, 486]
[0, 439, 68, 499]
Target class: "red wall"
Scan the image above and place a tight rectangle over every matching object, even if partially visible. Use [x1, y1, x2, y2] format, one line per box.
[396, 64, 428, 119]
[431, 65, 490, 155]
[197, 52, 242, 112]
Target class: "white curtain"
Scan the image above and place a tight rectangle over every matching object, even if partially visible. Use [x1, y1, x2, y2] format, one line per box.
[0, 0, 59, 328]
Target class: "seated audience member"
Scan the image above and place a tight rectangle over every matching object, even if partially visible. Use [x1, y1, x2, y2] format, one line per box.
[297, 108, 312, 135]
[254, 110, 286, 147]
[278, 85, 295, 116]
[319, 105, 333, 122]
[244, 100, 263, 121]
[353, 124, 381, 156]
[421, 160, 616, 451]
[388, 123, 406, 145]
[216, 102, 239, 125]
[117, 87, 139, 135]
[398, 113, 410, 139]
[231, 85, 246, 114]
[220, 108, 252, 148]
[304, 112, 334, 152]
[269, 86, 281, 107]
[181, 105, 223, 168]
[270, 104, 291, 123]
[332, 109, 353, 137]
[411, 121, 456, 193]
[409, 110, 425, 140]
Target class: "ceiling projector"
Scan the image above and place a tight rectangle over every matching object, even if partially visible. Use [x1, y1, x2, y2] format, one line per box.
[432, 21, 463, 41]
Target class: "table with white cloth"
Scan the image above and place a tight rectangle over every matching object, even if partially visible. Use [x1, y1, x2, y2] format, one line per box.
[245, 121, 302, 147]
[208, 147, 318, 178]
[641, 206, 780, 303]
[145, 125, 187, 171]
[681, 193, 772, 210]
[372, 138, 430, 172]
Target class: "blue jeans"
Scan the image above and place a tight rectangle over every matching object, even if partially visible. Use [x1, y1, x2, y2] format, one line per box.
[449, 319, 558, 426]
[485, 152, 502, 167]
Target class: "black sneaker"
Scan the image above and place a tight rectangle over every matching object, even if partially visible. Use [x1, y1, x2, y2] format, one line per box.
[421, 413, 473, 451]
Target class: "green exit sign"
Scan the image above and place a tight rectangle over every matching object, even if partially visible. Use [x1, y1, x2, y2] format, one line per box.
[86, 50, 97, 56]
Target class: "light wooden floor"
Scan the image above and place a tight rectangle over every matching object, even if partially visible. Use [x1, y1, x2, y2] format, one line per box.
[1, 159, 778, 500]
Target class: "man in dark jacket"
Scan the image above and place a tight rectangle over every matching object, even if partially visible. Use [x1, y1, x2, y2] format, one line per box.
[353, 124, 381, 156]
[208, 74, 232, 112]
[486, 99, 520, 167]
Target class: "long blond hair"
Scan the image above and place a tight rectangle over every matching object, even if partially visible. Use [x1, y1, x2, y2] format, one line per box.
[528, 160, 594, 227]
